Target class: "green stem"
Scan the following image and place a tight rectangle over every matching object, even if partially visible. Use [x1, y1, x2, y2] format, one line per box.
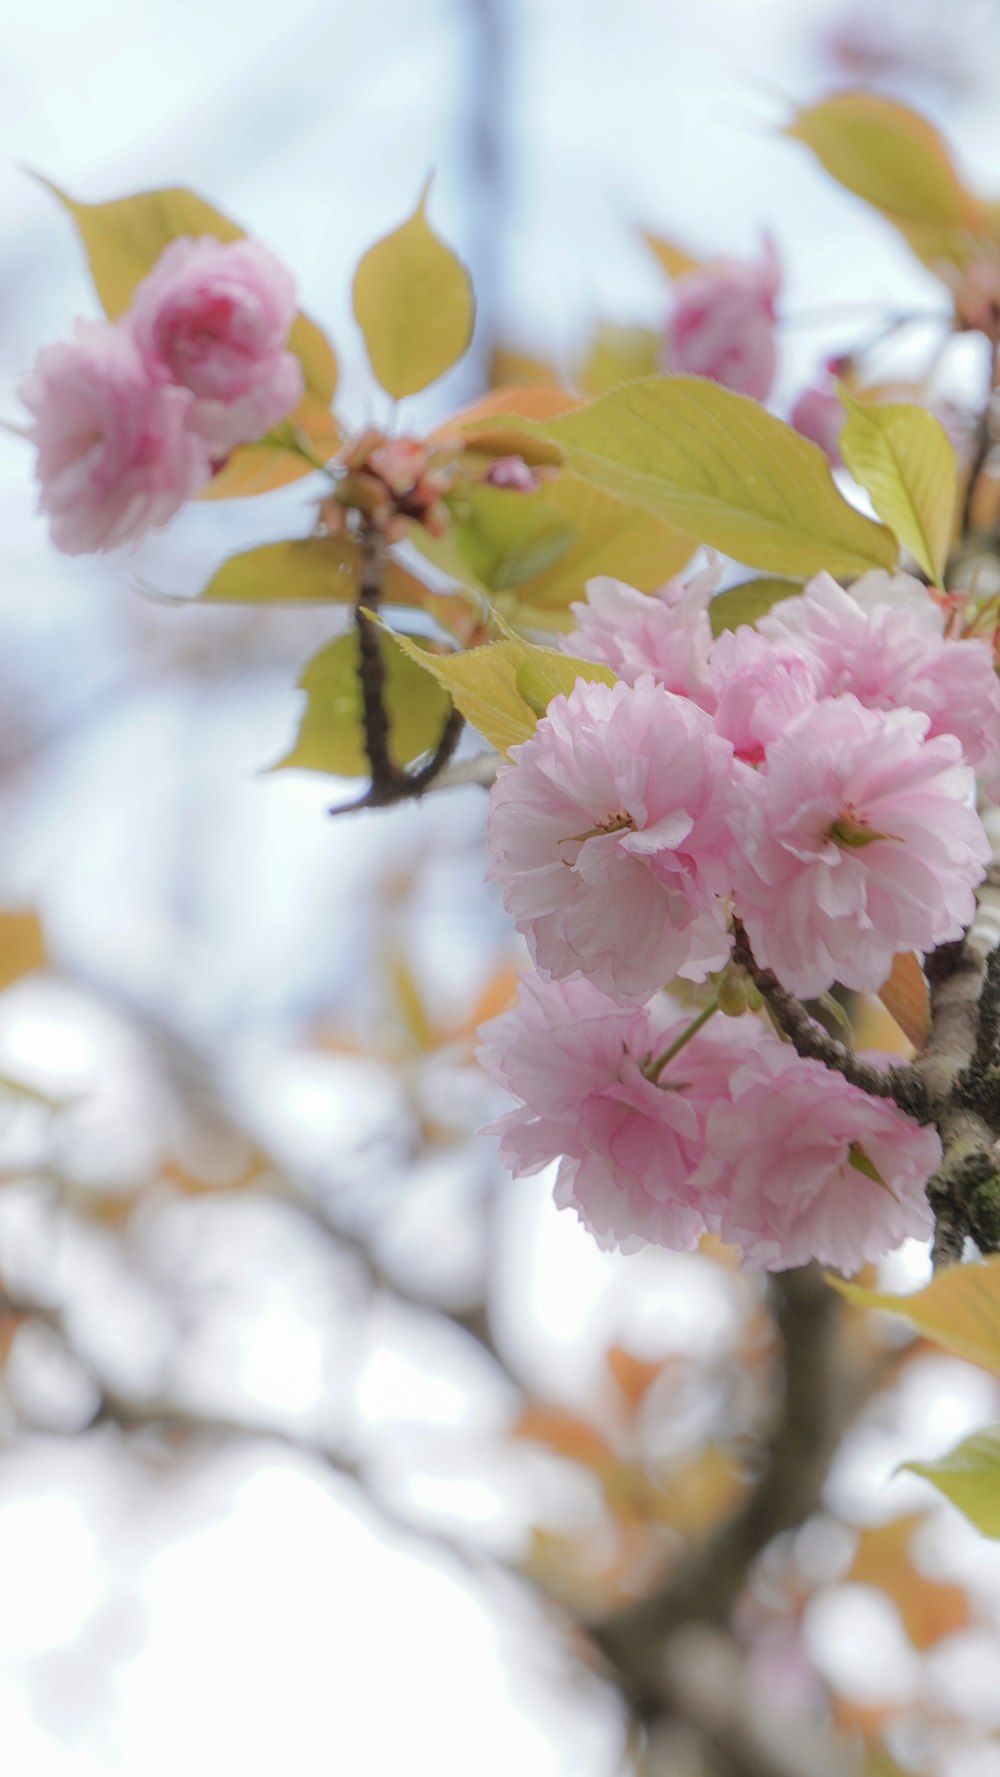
[644, 999, 719, 1084]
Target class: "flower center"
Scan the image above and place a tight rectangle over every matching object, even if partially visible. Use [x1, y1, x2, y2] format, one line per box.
[827, 804, 900, 850]
[558, 811, 635, 846]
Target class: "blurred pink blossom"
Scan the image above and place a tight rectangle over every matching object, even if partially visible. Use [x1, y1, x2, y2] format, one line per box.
[695, 1040, 939, 1272]
[660, 237, 781, 401]
[486, 676, 736, 1006]
[130, 236, 304, 450]
[729, 695, 990, 999]
[19, 319, 211, 555]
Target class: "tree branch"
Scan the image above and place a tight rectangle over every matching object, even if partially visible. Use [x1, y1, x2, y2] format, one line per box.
[731, 924, 927, 1121]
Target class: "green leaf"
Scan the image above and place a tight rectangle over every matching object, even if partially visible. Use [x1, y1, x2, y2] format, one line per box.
[520, 377, 898, 579]
[903, 1424, 1000, 1537]
[199, 536, 432, 608]
[708, 577, 802, 636]
[380, 628, 615, 756]
[272, 631, 452, 778]
[784, 92, 990, 273]
[830, 1255, 1000, 1379]
[41, 178, 337, 403]
[453, 487, 576, 593]
[839, 392, 957, 588]
[352, 182, 475, 399]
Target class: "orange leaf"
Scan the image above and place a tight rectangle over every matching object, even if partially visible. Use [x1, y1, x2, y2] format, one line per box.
[514, 1403, 616, 1471]
[641, 230, 702, 282]
[0, 911, 46, 991]
[606, 1345, 667, 1413]
[876, 952, 929, 1050]
[433, 384, 579, 462]
[848, 1514, 971, 1651]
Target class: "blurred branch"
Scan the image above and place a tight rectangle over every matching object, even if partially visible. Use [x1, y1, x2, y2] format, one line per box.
[591, 1268, 843, 1716]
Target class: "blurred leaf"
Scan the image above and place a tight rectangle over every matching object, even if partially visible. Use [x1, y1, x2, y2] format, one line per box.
[521, 377, 898, 578]
[849, 1513, 971, 1647]
[199, 401, 343, 501]
[708, 577, 802, 636]
[839, 392, 957, 587]
[831, 1255, 1000, 1377]
[272, 630, 452, 778]
[200, 535, 431, 608]
[784, 92, 989, 272]
[489, 345, 559, 387]
[41, 178, 337, 401]
[606, 1345, 668, 1413]
[0, 912, 46, 990]
[381, 627, 614, 755]
[876, 952, 930, 1050]
[642, 230, 702, 281]
[904, 1425, 1000, 1538]
[578, 324, 658, 396]
[454, 487, 576, 593]
[652, 1445, 743, 1536]
[515, 1403, 617, 1470]
[388, 950, 435, 1052]
[352, 182, 475, 398]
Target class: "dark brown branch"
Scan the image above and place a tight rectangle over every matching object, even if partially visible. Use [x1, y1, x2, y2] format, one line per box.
[355, 523, 400, 793]
[731, 923, 927, 1121]
[917, 938, 1000, 1265]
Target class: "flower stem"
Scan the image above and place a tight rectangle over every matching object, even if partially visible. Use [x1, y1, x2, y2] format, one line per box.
[644, 998, 719, 1084]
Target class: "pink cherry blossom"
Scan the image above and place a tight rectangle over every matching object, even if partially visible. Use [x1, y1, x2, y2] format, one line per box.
[486, 677, 738, 1006]
[660, 237, 781, 401]
[130, 236, 304, 450]
[478, 973, 759, 1253]
[790, 383, 844, 466]
[19, 320, 212, 555]
[729, 696, 990, 998]
[562, 566, 719, 711]
[710, 625, 819, 763]
[695, 1040, 939, 1272]
[760, 572, 1000, 795]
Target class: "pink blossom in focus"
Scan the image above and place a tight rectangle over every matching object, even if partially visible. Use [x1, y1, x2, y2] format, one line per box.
[695, 1040, 939, 1272]
[563, 565, 719, 711]
[790, 383, 844, 466]
[729, 696, 989, 998]
[130, 236, 304, 450]
[19, 320, 212, 555]
[660, 237, 781, 401]
[710, 625, 820, 763]
[486, 676, 738, 1006]
[760, 572, 1000, 795]
[478, 973, 760, 1253]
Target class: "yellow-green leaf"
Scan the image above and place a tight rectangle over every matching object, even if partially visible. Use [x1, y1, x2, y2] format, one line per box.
[784, 92, 989, 273]
[0, 912, 46, 991]
[381, 629, 615, 756]
[708, 577, 802, 637]
[839, 392, 957, 587]
[522, 377, 897, 578]
[352, 184, 475, 399]
[41, 178, 337, 403]
[642, 231, 702, 281]
[200, 536, 431, 608]
[578, 324, 658, 397]
[903, 1424, 1000, 1537]
[785, 91, 982, 229]
[272, 631, 452, 778]
[831, 1255, 1000, 1378]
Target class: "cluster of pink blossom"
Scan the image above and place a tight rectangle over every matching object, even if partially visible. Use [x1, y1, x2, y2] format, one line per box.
[19, 237, 303, 554]
[479, 565, 998, 1270]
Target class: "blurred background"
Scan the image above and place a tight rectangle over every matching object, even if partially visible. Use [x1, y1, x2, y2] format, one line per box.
[4, 1, 1000, 1773]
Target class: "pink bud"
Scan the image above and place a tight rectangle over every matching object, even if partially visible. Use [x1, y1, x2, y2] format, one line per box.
[484, 455, 540, 492]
